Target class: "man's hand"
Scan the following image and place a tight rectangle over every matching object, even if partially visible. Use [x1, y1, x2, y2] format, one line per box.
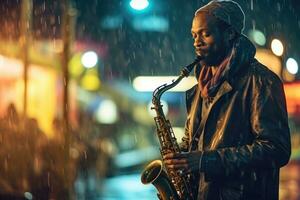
[163, 151, 203, 173]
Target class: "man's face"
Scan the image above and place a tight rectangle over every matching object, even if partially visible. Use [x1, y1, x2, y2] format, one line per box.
[191, 12, 228, 66]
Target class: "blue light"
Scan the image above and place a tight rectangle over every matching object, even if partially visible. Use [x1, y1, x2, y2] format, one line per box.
[101, 15, 123, 29]
[130, 0, 149, 11]
[132, 16, 169, 32]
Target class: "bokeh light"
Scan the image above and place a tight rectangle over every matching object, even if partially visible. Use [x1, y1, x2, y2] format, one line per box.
[129, 0, 149, 11]
[286, 58, 299, 75]
[80, 68, 101, 90]
[81, 51, 98, 68]
[271, 39, 284, 56]
[94, 99, 118, 124]
[69, 53, 84, 77]
[248, 30, 266, 46]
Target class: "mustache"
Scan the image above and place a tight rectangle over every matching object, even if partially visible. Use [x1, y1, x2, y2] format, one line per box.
[195, 48, 209, 55]
[195, 45, 208, 50]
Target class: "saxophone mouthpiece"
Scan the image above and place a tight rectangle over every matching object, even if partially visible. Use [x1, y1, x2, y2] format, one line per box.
[181, 56, 202, 77]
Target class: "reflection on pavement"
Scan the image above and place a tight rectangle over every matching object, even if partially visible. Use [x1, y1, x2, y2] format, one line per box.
[99, 160, 300, 200]
[101, 173, 157, 200]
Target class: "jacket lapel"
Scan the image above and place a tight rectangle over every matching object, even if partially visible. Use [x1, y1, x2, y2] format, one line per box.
[209, 81, 232, 112]
[189, 81, 232, 151]
[185, 84, 197, 113]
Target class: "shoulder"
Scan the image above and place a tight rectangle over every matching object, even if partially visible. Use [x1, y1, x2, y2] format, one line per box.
[250, 59, 282, 83]
[241, 59, 287, 105]
[247, 59, 283, 89]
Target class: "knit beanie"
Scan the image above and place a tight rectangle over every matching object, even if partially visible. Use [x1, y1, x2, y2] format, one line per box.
[195, 0, 245, 34]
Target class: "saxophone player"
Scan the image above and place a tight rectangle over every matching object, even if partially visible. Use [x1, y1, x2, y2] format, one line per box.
[163, 1, 291, 199]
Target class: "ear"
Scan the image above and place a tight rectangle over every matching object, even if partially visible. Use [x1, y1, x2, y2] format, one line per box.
[224, 27, 237, 44]
[227, 27, 236, 41]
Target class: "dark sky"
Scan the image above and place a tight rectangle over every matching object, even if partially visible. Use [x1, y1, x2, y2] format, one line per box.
[0, 0, 299, 80]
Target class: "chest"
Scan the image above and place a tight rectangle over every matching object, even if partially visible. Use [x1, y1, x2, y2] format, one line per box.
[188, 81, 253, 151]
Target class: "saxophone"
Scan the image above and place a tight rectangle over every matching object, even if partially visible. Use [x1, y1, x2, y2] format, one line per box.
[140, 57, 202, 200]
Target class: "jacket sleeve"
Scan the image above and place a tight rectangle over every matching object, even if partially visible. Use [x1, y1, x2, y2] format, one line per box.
[201, 74, 291, 181]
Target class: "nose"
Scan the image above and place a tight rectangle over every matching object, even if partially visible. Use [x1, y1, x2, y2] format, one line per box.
[193, 35, 204, 48]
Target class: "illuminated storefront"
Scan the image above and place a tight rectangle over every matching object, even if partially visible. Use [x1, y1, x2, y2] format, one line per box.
[0, 55, 77, 137]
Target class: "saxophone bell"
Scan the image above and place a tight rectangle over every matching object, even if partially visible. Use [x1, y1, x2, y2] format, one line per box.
[141, 160, 180, 200]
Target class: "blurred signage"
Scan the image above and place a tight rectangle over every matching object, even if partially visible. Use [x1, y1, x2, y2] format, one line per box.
[132, 16, 169, 32]
[284, 82, 300, 115]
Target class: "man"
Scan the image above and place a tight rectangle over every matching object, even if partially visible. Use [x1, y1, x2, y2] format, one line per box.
[163, 0, 291, 199]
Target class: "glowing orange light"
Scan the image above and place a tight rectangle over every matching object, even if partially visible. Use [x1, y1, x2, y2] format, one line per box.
[284, 83, 300, 115]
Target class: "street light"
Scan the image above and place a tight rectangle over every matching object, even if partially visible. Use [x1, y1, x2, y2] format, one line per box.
[286, 58, 299, 75]
[129, 0, 149, 11]
[271, 39, 284, 56]
[81, 51, 98, 68]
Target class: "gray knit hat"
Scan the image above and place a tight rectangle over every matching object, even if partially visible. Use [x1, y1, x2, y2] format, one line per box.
[195, 0, 245, 34]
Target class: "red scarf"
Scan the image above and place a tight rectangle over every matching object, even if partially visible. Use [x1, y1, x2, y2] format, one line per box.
[198, 55, 231, 98]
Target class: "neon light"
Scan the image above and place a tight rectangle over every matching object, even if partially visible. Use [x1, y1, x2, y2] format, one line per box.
[133, 76, 197, 92]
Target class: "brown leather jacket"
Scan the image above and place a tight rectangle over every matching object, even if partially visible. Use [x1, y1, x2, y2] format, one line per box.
[181, 36, 291, 200]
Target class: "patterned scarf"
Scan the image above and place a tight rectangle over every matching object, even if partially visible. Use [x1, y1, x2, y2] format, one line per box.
[188, 53, 231, 140]
[198, 53, 232, 98]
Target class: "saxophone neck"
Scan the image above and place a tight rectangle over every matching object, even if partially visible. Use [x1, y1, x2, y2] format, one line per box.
[153, 56, 202, 103]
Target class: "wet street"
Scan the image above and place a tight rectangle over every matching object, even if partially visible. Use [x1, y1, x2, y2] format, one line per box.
[95, 160, 300, 200]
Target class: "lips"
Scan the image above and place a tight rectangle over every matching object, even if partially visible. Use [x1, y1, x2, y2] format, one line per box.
[195, 48, 206, 56]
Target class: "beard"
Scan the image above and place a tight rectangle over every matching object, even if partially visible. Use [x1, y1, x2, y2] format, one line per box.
[197, 42, 229, 67]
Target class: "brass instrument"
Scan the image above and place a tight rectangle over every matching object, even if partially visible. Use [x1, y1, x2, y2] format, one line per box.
[141, 57, 202, 200]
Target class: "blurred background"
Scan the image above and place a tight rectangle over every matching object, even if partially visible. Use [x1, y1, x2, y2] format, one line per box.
[0, 0, 299, 199]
